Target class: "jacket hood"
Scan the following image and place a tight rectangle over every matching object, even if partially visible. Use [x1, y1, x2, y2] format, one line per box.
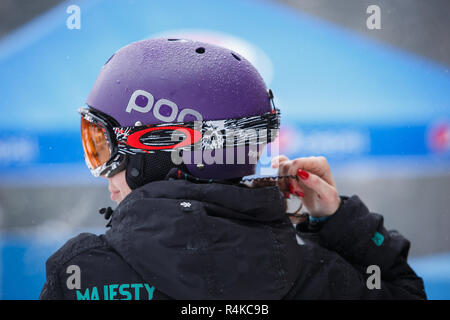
[105, 169, 301, 299]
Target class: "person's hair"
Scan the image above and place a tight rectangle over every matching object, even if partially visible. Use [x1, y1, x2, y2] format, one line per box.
[241, 177, 307, 225]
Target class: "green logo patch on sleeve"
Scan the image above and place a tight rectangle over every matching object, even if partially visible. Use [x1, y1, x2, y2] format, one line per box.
[371, 232, 384, 246]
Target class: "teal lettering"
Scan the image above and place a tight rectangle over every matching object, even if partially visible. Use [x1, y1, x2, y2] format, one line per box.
[109, 284, 119, 300]
[131, 283, 143, 300]
[103, 285, 109, 300]
[119, 284, 132, 300]
[143, 284, 155, 300]
[91, 286, 99, 300]
[76, 288, 90, 300]
[77, 283, 156, 300]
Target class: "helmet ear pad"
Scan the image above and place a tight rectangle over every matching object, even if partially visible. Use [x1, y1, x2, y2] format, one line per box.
[182, 144, 261, 180]
[125, 152, 187, 190]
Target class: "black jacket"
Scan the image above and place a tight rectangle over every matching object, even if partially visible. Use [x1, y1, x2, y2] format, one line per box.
[40, 170, 426, 300]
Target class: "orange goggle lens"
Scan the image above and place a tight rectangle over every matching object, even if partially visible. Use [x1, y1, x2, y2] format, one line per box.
[80, 117, 111, 170]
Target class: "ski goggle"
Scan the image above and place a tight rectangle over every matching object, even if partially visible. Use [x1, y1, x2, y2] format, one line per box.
[79, 107, 126, 177]
[79, 106, 280, 178]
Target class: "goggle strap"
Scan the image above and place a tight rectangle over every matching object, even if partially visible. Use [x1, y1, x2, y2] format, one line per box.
[113, 109, 280, 154]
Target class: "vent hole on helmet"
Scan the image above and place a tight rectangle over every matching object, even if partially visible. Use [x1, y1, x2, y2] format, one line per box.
[231, 53, 241, 61]
[167, 38, 180, 41]
[195, 47, 205, 54]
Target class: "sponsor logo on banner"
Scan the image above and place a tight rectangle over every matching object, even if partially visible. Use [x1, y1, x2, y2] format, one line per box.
[427, 121, 450, 153]
[278, 125, 370, 156]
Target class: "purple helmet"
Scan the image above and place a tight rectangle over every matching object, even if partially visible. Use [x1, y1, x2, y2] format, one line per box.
[85, 38, 276, 186]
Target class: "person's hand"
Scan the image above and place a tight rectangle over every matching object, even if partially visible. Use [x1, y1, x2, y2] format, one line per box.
[271, 155, 341, 218]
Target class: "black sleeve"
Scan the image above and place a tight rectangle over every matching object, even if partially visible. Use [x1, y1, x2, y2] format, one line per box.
[39, 258, 64, 300]
[289, 195, 426, 299]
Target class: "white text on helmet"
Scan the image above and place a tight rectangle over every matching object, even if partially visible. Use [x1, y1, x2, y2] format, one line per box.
[126, 89, 203, 122]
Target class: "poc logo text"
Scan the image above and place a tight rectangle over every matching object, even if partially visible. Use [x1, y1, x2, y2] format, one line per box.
[126, 89, 203, 122]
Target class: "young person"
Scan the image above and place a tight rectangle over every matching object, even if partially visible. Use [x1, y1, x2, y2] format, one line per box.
[40, 38, 426, 300]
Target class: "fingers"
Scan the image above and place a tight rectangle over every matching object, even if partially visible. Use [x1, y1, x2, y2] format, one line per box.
[271, 155, 337, 203]
[291, 168, 341, 217]
[295, 170, 338, 203]
[278, 159, 293, 198]
[290, 156, 336, 187]
[285, 162, 305, 198]
[271, 155, 340, 217]
[271, 155, 289, 169]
